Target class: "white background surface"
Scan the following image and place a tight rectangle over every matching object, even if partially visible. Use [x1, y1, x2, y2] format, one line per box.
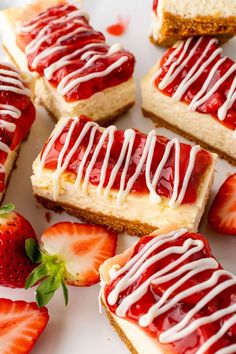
[0, 0, 235, 353]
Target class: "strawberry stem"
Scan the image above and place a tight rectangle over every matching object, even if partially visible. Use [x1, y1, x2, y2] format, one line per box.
[0, 203, 15, 216]
[25, 238, 69, 307]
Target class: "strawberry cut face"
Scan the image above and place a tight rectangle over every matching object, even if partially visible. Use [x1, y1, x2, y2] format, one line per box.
[0, 298, 49, 354]
[25, 221, 118, 307]
[208, 173, 236, 235]
[41, 222, 117, 287]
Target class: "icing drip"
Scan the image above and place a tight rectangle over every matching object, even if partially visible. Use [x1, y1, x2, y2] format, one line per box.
[153, 37, 236, 137]
[40, 117, 202, 207]
[107, 229, 236, 354]
[19, 4, 131, 100]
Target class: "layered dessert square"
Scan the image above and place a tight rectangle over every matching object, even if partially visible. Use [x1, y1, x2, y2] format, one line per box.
[150, 0, 236, 46]
[142, 36, 236, 164]
[0, 62, 35, 202]
[0, 0, 136, 125]
[100, 227, 236, 354]
[32, 115, 216, 236]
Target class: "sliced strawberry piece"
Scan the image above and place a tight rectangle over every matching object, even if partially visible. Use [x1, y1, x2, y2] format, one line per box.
[208, 173, 236, 235]
[0, 298, 49, 354]
[25, 222, 117, 307]
[41, 222, 117, 286]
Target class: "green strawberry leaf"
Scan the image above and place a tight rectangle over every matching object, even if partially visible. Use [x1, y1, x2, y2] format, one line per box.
[36, 288, 56, 308]
[0, 203, 15, 216]
[61, 280, 69, 306]
[25, 263, 49, 289]
[26, 245, 68, 307]
[36, 275, 61, 307]
[37, 275, 61, 294]
[25, 238, 42, 263]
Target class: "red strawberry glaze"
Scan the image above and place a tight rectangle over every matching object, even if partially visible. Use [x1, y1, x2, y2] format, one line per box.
[155, 37, 236, 132]
[153, 0, 158, 14]
[17, 4, 135, 102]
[106, 17, 129, 36]
[104, 232, 236, 353]
[41, 115, 212, 204]
[0, 64, 35, 192]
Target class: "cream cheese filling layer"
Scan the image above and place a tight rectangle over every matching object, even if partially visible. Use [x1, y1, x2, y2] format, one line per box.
[0, 147, 18, 202]
[32, 151, 216, 232]
[34, 77, 136, 121]
[101, 292, 163, 354]
[153, 0, 236, 20]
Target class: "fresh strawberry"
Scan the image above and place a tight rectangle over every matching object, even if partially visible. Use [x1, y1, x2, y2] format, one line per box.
[208, 173, 236, 235]
[0, 298, 49, 354]
[26, 222, 117, 307]
[0, 204, 37, 288]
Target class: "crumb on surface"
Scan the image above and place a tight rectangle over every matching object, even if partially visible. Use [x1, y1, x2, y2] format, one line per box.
[45, 211, 51, 223]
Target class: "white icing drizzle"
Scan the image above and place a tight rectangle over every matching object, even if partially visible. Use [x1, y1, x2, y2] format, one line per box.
[57, 44, 125, 96]
[18, 4, 74, 33]
[0, 66, 30, 96]
[0, 63, 30, 177]
[153, 37, 236, 137]
[216, 344, 236, 354]
[217, 76, 236, 121]
[43, 43, 106, 79]
[0, 104, 21, 119]
[20, 4, 127, 97]
[40, 118, 201, 208]
[107, 228, 236, 353]
[0, 142, 10, 154]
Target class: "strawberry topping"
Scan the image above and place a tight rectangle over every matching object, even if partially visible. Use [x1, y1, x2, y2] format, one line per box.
[41, 115, 212, 204]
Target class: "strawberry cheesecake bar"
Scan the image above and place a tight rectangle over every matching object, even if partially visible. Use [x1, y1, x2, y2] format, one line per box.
[0, 0, 136, 124]
[31, 115, 216, 236]
[150, 0, 236, 46]
[0, 62, 35, 203]
[100, 227, 236, 354]
[142, 36, 236, 164]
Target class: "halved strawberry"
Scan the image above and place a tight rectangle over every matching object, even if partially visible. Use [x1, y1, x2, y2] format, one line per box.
[208, 173, 236, 235]
[0, 298, 49, 354]
[26, 222, 117, 307]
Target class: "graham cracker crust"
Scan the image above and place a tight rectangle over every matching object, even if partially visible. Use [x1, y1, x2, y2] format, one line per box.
[34, 194, 156, 237]
[142, 108, 236, 165]
[150, 12, 236, 46]
[102, 299, 138, 354]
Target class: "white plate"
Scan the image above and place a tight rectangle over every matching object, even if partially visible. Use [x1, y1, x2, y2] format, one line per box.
[0, 1, 235, 353]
